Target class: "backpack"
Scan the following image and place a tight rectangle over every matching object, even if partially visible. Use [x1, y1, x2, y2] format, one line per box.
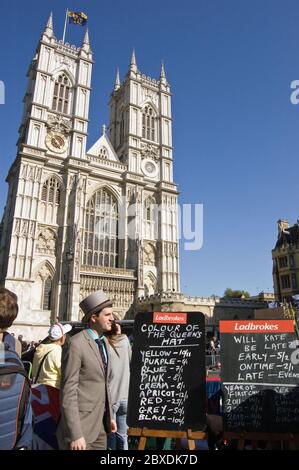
[0, 332, 32, 449]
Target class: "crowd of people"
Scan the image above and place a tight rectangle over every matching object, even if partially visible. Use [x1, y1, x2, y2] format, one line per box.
[0, 287, 131, 450]
[1, 287, 225, 451]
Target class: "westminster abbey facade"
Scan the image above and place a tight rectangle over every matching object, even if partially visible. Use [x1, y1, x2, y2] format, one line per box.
[0, 14, 180, 334]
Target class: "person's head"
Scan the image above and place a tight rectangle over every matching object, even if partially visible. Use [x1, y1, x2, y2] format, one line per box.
[88, 307, 114, 334]
[48, 322, 72, 346]
[79, 290, 114, 334]
[0, 288, 19, 330]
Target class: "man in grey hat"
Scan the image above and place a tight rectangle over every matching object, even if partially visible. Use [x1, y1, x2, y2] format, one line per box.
[57, 291, 117, 450]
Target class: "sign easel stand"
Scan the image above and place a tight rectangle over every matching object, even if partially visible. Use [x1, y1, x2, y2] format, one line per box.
[223, 432, 299, 450]
[128, 427, 208, 450]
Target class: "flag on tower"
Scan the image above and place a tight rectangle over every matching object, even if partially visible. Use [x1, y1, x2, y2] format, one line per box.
[68, 11, 88, 26]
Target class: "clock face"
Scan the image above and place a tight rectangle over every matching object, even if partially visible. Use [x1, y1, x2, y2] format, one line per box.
[45, 132, 68, 153]
[145, 162, 155, 173]
[141, 158, 158, 178]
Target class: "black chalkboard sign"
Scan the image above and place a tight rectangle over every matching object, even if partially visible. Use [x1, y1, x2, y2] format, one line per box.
[127, 311, 206, 431]
[220, 320, 299, 433]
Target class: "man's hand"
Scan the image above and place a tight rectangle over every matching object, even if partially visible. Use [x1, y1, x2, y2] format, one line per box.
[110, 419, 117, 433]
[70, 437, 87, 450]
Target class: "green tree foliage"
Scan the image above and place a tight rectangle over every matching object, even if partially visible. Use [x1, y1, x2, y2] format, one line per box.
[223, 288, 250, 299]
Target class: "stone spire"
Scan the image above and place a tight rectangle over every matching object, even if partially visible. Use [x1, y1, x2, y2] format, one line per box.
[160, 61, 167, 84]
[114, 68, 120, 91]
[130, 49, 137, 73]
[82, 28, 90, 52]
[43, 12, 53, 38]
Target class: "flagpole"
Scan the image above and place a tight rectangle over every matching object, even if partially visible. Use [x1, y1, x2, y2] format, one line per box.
[62, 9, 68, 43]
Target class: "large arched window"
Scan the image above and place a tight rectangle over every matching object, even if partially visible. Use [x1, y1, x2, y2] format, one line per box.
[83, 188, 118, 268]
[142, 106, 156, 141]
[52, 73, 71, 114]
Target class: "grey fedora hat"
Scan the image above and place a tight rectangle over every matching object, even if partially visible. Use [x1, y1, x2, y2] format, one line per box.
[79, 290, 112, 323]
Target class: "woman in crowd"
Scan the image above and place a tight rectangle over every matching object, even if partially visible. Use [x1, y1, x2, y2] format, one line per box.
[106, 321, 132, 450]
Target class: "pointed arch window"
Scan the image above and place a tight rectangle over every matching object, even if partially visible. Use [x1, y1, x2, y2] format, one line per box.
[43, 276, 52, 310]
[143, 196, 156, 239]
[40, 177, 61, 224]
[83, 188, 118, 267]
[52, 73, 71, 114]
[99, 147, 108, 159]
[142, 106, 156, 141]
[144, 271, 157, 296]
[41, 177, 61, 205]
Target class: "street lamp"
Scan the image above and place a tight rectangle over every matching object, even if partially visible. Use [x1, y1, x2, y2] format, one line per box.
[65, 250, 74, 321]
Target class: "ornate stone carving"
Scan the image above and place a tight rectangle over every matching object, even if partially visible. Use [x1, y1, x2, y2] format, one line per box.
[29, 222, 35, 238]
[46, 114, 71, 135]
[144, 242, 156, 266]
[21, 164, 43, 181]
[141, 76, 159, 88]
[14, 219, 35, 238]
[53, 54, 76, 74]
[36, 228, 57, 255]
[140, 143, 159, 162]
[141, 87, 159, 106]
[68, 174, 76, 190]
[81, 265, 136, 278]
[127, 185, 142, 205]
[80, 273, 136, 318]
[14, 219, 21, 236]
[38, 263, 53, 280]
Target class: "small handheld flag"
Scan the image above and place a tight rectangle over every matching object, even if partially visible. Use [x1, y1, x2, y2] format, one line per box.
[68, 11, 88, 26]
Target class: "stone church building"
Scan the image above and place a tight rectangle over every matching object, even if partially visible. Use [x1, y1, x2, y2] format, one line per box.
[0, 14, 180, 336]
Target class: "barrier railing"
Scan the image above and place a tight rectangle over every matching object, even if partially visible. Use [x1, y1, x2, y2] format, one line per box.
[205, 353, 221, 369]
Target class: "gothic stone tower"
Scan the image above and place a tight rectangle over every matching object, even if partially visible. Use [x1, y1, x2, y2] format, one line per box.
[0, 15, 180, 337]
[0, 14, 93, 334]
[109, 52, 180, 296]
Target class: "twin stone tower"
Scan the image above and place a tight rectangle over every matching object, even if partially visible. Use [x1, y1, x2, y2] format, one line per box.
[0, 13, 180, 337]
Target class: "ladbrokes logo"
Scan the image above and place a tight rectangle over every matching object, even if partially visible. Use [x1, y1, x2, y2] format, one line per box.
[220, 320, 294, 333]
[153, 312, 187, 324]
[234, 322, 279, 332]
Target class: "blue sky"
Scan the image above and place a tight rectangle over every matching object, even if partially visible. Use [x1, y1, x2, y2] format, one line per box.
[0, 0, 299, 297]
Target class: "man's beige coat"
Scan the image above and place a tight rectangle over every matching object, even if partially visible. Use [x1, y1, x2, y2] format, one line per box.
[57, 330, 112, 448]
